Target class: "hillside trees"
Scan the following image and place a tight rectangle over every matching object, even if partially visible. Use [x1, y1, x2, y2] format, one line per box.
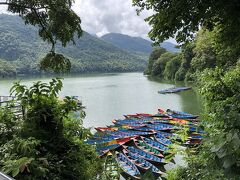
[0, 0, 82, 72]
[0, 59, 16, 77]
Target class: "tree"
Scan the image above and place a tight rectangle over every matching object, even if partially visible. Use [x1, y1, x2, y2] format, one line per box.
[145, 48, 166, 74]
[174, 43, 195, 81]
[0, 0, 82, 72]
[163, 55, 181, 80]
[133, 0, 240, 44]
[151, 52, 176, 77]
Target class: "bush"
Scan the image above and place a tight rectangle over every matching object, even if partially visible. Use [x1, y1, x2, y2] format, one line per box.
[0, 79, 102, 179]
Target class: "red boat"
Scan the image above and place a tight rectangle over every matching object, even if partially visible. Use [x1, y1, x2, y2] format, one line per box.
[95, 127, 118, 132]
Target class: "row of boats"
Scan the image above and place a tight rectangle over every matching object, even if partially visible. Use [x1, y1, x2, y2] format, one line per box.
[85, 108, 203, 179]
[158, 87, 191, 94]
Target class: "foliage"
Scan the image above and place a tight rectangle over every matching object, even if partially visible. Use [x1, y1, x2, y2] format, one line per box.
[163, 55, 181, 80]
[145, 48, 166, 74]
[40, 52, 71, 73]
[133, 0, 240, 44]
[0, 79, 102, 179]
[174, 43, 195, 81]
[152, 52, 177, 77]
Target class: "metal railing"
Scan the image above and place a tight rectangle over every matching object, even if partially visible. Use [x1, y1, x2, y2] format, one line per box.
[0, 172, 13, 180]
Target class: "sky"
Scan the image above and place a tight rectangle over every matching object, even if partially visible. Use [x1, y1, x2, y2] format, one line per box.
[0, 0, 176, 43]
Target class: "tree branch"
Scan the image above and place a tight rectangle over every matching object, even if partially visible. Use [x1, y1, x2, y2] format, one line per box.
[0, 2, 49, 10]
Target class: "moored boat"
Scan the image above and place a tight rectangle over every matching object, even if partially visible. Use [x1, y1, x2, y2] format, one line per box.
[141, 137, 168, 153]
[166, 109, 198, 119]
[122, 149, 163, 178]
[115, 152, 141, 179]
[133, 138, 164, 158]
[124, 146, 166, 165]
[146, 123, 178, 131]
[97, 144, 121, 156]
[154, 134, 172, 146]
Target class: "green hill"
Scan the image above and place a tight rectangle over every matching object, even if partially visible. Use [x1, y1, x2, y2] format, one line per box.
[0, 15, 147, 76]
[101, 33, 180, 54]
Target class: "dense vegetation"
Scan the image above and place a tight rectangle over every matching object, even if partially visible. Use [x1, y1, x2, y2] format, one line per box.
[0, 15, 147, 76]
[144, 48, 181, 81]
[0, 79, 102, 179]
[134, 0, 240, 179]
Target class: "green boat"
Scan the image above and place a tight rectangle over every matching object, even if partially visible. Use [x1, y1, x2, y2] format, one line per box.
[133, 138, 164, 158]
[104, 152, 120, 180]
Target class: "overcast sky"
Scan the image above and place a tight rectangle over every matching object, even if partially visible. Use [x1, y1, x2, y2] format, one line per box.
[0, 0, 176, 43]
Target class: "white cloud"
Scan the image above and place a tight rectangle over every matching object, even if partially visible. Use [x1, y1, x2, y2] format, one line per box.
[0, 0, 177, 44]
[72, 0, 152, 39]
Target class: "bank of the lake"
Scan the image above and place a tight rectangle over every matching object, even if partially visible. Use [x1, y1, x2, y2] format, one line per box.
[0, 72, 202, 128]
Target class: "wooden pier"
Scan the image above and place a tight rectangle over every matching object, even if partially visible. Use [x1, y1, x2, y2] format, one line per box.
[0, 96, 23, 118]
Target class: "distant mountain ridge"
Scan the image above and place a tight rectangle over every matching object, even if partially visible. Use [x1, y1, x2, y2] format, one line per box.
[0, 15, 147, 75]
[101, 33, 180, 54]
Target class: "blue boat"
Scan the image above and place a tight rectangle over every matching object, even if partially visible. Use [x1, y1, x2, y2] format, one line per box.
[166, 109, 198, 119]
[96, 144, 121, 156]
[141, 137, 168, 152]
[189, 126, 204, 133]
[154, 134, 173, 146]
[122, 149, 163, 177]
[157, 131, 175, 138]
[133, 126, 156, 132]
[115, 152, 141, 179]
[125, 146, 166, 164]
[146, 123, 179, 131]
[113, 118, 153, 125]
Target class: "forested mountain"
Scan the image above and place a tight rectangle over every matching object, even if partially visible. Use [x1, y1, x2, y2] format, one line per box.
[0, 15, 147, 76]
[101, 33, 180, 54]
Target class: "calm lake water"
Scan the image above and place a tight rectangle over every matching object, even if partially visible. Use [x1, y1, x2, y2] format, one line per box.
[0, 72, 202, 128]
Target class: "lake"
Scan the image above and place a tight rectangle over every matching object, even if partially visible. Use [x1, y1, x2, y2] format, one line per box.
[0, 72, 202, 128]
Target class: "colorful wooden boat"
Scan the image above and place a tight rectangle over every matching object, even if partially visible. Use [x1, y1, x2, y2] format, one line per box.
[136, 113, 153, 117]
[154, 134, 173, 146]
[107, 129, 155, 138]
[113, 119, 152, 126]
[115, 152, 141, 179]
[166, 109, 198, 119]
[141, 137, 168, 152]
[95, 127, 118, 132]
[184, 139, 202, 146]
[166, 109, 198, 117]
[124, 114, 141, 118]
[188, 134, 203, 140]
[124, 146, 166, 164]
[157, 131, 176, 138]
[122, 149, 163, 177]
[146, 123, 178, 131]
[133, 138, 164, 158]
[133, 126, 156, 132]
[104, 152, 120, 180]
[96, 144, 121, 156]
